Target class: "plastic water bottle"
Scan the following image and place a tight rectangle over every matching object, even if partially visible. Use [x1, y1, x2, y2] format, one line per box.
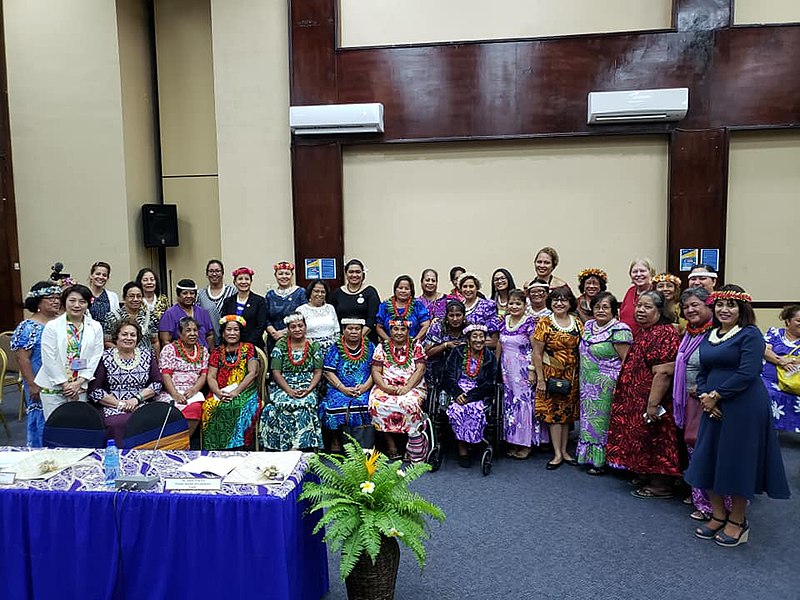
[104, 440, 120, 487]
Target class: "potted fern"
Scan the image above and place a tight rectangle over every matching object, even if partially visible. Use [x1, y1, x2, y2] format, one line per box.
[299, 437, 445, 600]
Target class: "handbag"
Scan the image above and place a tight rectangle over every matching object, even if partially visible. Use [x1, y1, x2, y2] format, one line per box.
[543, 352, 571, 395]
[342, 400, 375, 449]
[777, 347, 800, 395]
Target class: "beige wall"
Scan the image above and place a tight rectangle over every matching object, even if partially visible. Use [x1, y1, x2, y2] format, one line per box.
[340, 0, 672, 47]
[210, 0, 294, 294]
[343, 138, 668, 298]
[5, 0, 135, 296]
[727, 132, 800, 303]
[735, 1, 800, 24]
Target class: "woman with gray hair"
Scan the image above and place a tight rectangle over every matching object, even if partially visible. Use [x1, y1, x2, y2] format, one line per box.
[606, 290, 682, 498]
[619, 257, 656, 335]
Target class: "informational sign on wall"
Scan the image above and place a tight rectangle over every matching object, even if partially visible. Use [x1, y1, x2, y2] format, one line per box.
[304, 258, 337, 280]
[679, 248, 699, 272]
[700, 248, 720, 272]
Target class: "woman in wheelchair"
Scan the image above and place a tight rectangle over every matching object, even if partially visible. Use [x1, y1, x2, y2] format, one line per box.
[424, 299, 467, 385]
[441, 324, 498, 468]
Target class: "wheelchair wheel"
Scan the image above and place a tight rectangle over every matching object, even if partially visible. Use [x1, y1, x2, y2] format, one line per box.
[481, 447, 493, 476]
[428, 446, 442, 472]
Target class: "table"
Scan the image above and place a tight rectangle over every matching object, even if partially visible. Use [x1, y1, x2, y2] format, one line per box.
[0, 448, 329, 600]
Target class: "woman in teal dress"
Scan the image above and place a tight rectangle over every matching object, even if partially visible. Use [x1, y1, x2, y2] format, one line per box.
[260, 312, 323, 451]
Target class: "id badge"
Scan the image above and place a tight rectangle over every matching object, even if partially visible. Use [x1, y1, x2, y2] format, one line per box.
[71, 358, 87, 371]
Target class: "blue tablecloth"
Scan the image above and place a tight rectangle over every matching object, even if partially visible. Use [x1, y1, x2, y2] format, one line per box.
[0, 448, 329, 600]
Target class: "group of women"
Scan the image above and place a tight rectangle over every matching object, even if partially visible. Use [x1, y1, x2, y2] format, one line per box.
[10, 250, 793, 547]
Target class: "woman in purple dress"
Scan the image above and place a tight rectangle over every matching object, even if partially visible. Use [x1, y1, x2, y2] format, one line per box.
[762, 304, 800, 432]
[458, 273, 500, 348]
[500, 290, 548, 459]
[416, 268, 446, 320]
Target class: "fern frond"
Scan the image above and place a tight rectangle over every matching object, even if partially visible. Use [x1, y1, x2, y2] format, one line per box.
[339, 531, 365, 580]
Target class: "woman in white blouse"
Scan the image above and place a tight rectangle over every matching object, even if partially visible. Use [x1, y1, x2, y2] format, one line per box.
[297, 280, 340, 355]
[35, 284, 105, 419]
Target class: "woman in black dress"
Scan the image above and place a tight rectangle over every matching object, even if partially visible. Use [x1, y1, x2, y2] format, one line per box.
[329, 259, 380, 341]
[220, 267, 267, 350]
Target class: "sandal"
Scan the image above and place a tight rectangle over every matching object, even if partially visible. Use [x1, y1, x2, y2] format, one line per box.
[714, 518, 750, 547]
[631, 487, 675, 499]
[689, 510, 711, 522]
[695, 515, 727, 540]
[586, 466, 606, 476]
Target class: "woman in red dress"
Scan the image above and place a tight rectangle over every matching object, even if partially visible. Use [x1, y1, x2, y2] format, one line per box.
[606, 290, 681, 498]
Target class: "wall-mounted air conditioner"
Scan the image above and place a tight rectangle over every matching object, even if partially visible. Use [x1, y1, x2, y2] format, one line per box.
[587, 88, 688, 124]
[289, 103, 384, 135]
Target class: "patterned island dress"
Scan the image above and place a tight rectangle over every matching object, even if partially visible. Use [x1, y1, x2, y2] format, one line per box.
[321, 339, 375, 430]
[368, 341, 426, 434]
[533, 315, 583, 424]
[762, 327, 800, 432]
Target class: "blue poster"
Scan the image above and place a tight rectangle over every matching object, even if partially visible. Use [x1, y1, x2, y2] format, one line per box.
[304, 258, 337, 280]
[679, 248, 699, 272]
[700, 248, 720, 272]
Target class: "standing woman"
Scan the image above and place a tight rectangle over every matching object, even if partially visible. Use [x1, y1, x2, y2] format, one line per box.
[376, 275, 431, 344]
[619, 258, 656, 335]
[103, 281, 159, 352]
[762, 304, 800, 432]
[606, 291, 681, 498]
[500, 290, 549, 460]
[220, 267, 267, 350]
[458, 273, 500, 347]
[196, 259, 235, 345]
[159, 280, 215, 349]
[417, 268, 446, 320]
[533, 247, 569, 289]
[576, 292, 632, 475]
[525, 280, 552, 321]
[575, 268, 608, 323]
[136, 268, 170, 322]
[87, 261, 119, 325]
[11, 282, 62, 446]
[35, 284, 104, 420]
[202, 316, 260, 449]
[490, 268, 516, 320]
[260, 312, 323, 451]
[687, 264, 718, 293]
[685, 286, 790, 546]
[532, 286, 583, 469]
[297, 280, 340, 356]
[653, 272, 683, 327]
[329, 259, 380, 341]
[448, 266, 466, 298]
[264, 261, 307, 354]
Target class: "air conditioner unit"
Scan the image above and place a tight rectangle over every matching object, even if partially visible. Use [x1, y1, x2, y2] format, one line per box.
[587, 88, 688, 124]
[289, 103, 384, 135]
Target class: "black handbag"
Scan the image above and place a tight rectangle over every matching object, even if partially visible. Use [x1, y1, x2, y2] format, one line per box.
[342, 401, 375, 449]
[546, 377, 571, 396]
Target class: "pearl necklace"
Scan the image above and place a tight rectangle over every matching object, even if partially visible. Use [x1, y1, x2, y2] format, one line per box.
[590, 318, 618, 335]
[549, 314, 576, 333]
[708, 325, 742, 345]
[274, 285, 296, 299]
[113, 348, 142, 371]
[504, 314, 527, 333]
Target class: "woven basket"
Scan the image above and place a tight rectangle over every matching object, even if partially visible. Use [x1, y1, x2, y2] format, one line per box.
[345, 536, 400, 600]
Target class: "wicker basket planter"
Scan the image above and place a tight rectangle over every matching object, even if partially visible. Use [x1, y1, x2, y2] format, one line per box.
[345, 536, 400, 600]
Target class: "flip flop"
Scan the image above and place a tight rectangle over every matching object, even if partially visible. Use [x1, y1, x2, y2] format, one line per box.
[631, 487, 675, 500]
[690, 510, 711, 521]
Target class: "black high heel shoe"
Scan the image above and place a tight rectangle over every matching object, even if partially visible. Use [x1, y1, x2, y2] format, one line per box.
[714, 518, 750, 547]
[695, 515, 727, 540]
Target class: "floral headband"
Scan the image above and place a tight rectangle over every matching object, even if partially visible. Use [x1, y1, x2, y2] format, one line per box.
[388, 319, 411, 327]
[577, 268, 607, 283]
[463, 323, 488, 334]
[27, 286, 62, 299]
[653, 273, 681, 288]
[273, 261, 294, 272]
[283, 312, 305, 325]
[232, 267, 255, 278]
[220, 315, 247, 327]
[457, 272, 482, 289]
[711, 290, 753, 304]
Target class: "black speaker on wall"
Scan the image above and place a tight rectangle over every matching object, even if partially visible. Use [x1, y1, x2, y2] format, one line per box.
[142, 204, 179, 248]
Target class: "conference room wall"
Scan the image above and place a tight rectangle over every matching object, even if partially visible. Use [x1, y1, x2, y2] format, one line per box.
[342, 137, 668, 298]
[734, 0, 800, 25]
[726, 131, 800, 305]
[4, 0, 142, 295]
[339, 0, 672, 48]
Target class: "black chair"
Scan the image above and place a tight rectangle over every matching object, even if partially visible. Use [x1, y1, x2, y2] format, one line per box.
[43, 402, 107, 448]
[122, 402, 189, 450]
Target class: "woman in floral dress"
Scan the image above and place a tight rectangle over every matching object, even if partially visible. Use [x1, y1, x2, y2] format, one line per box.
[762, 304, 800, 432]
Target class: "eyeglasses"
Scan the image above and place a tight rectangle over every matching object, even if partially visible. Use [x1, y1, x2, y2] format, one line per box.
[551, 298, 569, 304]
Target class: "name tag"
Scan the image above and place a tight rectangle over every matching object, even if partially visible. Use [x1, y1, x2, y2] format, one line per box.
[164, 478, 222, 491]
[71, 358, 87, 371]
[0, 472, 16, 485]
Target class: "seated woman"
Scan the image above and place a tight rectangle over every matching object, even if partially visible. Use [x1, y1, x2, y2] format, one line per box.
[321, 318, 375, 451]
[202, 316, 260, 449]
[762, 304, 800, 433]
[260, 312, 323, 451]
[424, 300, 467, 386]
[575, 268, 608, 323]
[158, 317, 210, 438]
[442, 324, 498, 468]
[88, 318, 162, 446]
[606, 291, 681, 498]
[369, 320, 427, 461]
[458, 273, 500, 347]
[104, 281, 159, 352]
[376, 275, 431, 345]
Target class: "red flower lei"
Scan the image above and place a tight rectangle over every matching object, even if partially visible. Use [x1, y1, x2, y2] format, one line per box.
[288, 339, 310, 366]
[389, 296, 415, 320]
[687, 320, 713, 336]
[385, 340, 412, 368]
[463, 348, 483, 378]
[176, 341, 201, 364]
[339, 337, 367, 363]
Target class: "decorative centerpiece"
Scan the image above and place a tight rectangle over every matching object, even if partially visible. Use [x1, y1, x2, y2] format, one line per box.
[299, 438, 445, 600]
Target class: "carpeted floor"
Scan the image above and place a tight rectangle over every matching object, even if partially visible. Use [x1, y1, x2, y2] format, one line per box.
[3, 390, 797, 599]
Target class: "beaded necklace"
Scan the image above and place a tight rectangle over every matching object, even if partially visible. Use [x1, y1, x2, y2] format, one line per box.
[287, 339, 311, 366]
[113, 347, 142, 371]
[463, 348, 483, 378]
[549, 314, 577, 333]
[338, 337, 368, 365]
[709, 325, 741, 345]
[175, 341, 201, 364]
[686, 320, 713, 337]
[504, 314, 527, 333]
[389, 296, 415, 320]
[384, 340, 412, 369]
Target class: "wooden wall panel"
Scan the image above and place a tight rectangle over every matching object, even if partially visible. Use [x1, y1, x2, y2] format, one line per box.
[289, 0, 337, 105]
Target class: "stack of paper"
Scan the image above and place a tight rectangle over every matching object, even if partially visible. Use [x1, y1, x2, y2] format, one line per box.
[224, 451, 303, 486]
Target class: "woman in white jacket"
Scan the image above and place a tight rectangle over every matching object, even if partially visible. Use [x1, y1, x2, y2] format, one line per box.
[35, 284, 104, 420]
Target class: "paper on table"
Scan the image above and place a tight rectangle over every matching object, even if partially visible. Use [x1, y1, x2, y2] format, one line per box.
[224, 451, 302, 486]
[10, 449, 93, 480]
[178, 456, 246, 477]
[0, 451, 26, 471]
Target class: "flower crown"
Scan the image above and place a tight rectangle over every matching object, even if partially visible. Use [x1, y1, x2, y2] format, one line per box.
[577, 268, 607, 283]
[653, 273, 682, 287]
[220, 314, 247, 327]
[283, 312, 305, 325]
[463, 323, 488, 335]
[27, 286, 62, 299]
[388, 319, 411, 327]
[232, 266, 255, 278]
[711, 290, 753, 304]
[273, 261, 294, 272]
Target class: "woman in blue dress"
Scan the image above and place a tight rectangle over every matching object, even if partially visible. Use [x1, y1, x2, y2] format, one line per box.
[321, 318, 375, 451]
[10, 282, 63, 446]
[685, 286, 790, 548]
[762, 304, 800, 432]
[376, 275, 431, 344]
[264, 261, 307, 354]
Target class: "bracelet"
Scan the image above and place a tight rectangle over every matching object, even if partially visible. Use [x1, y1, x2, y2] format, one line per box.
[117, 400, 123, 409]
[527, 365, 535, 371]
